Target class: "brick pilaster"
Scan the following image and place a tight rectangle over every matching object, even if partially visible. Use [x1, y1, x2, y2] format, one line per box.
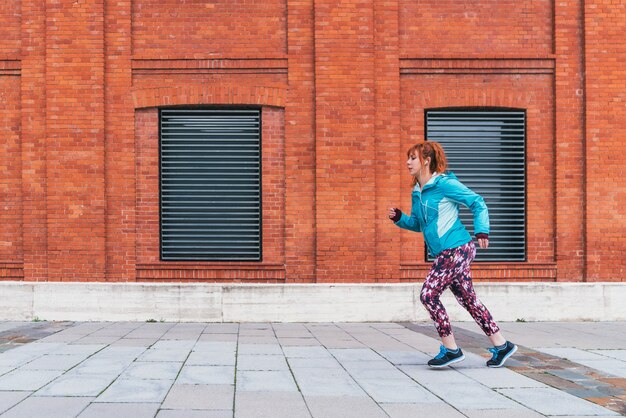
[105, 0, 135, 281]
[285, 0, 316, 282]
[554, 0, 585, 281]
[21, 0, 48, 281]
[315, 0, 376, 282]
[374, 0, 401, 281]
[584, 0, 626, 280]
[45, 0, 106, 281]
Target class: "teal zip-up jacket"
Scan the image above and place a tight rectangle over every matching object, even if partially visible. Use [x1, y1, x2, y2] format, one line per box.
[394, 172, 489, 257]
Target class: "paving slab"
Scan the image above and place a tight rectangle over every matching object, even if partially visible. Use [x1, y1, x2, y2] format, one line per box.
[457, 366, 549, 389]
[380, 402, 465, 418]
[95, 379, 173, 403]
[591, 349, 626, 362]
[377, 350, 432, 365]
[239, 329, 275, 337]
[52, 343, 106, 356]
[203, 323, 239, 334]
[234, 391, 311, 418]
[329, 348, 385, 362]
[0, 369, 63, 391]
[73, 336, 121, 345]
[78, 402, 160, 418]
[236, 370, 298, 392]
[0, 391, 31, 414]
[70, 357, 132, 375]
[35, 333, 84, 343]
[88, 326, 139, 337]
[20, 353, 89, 371]
[161, 383, 234, 410]
[177, 365, 235, 385]
[290, 367, 365, 397]
[287, 357, 341, 369]
[197, 333, 239, 342]
[342, 362, 410, 378]
[137, 348, 191, 362]
[193, 341, 237, 352]
[318, 340, 366, 349]
[0, 322, 28, 333]
[157, 410, 233, 418]
[119, 361, 182, 380]
[304, 395, 387, 418]
[152, 340, 196, 351]
[186, 350, 236, 366]
[537, 347, 611, 361]
[277, 338, 320, 346]
[95, 345, 147, 359]
[110, 338, 158, 347]
[565, 359, 626, 378]
[497, 387, 620, 416]
[400, 365, 523, 410]
[356, 378, 441, 403]
[237, 344, 283, 355]
[237, 354, 289, 371]
[36, 374, 116, 397]
[283, 346, 334, 358]
[239, 336, 280, 344]
[1, 396, 93, 418]
[462, 408, 545, 418]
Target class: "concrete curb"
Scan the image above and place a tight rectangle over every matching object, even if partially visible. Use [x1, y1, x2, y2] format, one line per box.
[0, 282, 624, 322]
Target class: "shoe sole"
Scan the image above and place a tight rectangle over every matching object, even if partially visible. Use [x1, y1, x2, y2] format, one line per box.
[428, 354, 465, 368]
[487, 344, 518, 368]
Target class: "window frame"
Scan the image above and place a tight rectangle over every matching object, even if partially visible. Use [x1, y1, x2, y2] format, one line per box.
[158, 106, 263, 262]
[424, 107, 527, 262]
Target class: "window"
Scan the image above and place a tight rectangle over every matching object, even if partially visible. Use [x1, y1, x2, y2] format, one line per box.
[160, 108, 262, 261]
[425, 109, 526, 261]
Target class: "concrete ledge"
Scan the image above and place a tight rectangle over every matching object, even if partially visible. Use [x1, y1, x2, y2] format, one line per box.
[0, 282, 624, 322]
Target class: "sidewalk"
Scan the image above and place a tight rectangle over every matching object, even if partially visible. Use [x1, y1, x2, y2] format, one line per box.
[0, 320, 624, 417]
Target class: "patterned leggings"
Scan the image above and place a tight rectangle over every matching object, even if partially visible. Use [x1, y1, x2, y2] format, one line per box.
[420, 241, 500, 338]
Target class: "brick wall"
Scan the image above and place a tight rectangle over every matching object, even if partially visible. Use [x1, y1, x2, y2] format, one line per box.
[0, 77, 21, 268]
[584, 1, 626, 281]
[44, 0, 106, 281]
[131, 0, 287, 59]
[399, 0, 553, 56]
[0, 0, 623, 283]
[314, 0, 376, 282]
[0, 0, 20, 57]
[0, 0, 22, 282]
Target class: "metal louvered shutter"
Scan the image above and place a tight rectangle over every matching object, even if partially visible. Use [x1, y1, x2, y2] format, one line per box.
[160, 109, 261, 261]
[426, 110, 526, 262]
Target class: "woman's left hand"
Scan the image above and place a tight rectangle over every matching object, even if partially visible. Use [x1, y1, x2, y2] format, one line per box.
[478, 238, 489, 249]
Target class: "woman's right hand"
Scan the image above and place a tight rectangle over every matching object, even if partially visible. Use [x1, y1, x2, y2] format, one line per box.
[388, 207, 402, 222]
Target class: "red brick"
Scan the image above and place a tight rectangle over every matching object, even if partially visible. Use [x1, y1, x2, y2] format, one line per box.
[0, 0, 622, 283]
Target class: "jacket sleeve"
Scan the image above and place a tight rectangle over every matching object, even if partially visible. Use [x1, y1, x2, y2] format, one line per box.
[440, 178, 490, 235]
[394, 202, 422, 232]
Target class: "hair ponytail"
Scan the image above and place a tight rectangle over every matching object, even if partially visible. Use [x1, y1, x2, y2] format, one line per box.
[429, 141, 448, 174]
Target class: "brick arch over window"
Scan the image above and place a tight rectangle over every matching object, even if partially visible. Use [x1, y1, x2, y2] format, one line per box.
[132, 85, 286, 109]
[416, 88, 536, 109]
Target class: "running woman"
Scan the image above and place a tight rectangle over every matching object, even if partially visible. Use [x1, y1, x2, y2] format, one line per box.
[389, 141, 517, 368]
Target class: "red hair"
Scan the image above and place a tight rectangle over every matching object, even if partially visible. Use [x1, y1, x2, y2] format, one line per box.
[407, 141, 448, 187]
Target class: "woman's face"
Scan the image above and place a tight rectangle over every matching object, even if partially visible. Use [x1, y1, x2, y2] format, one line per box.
[407, 153, 427, 177]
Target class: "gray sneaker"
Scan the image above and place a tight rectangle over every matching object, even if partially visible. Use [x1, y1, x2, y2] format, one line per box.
[487, 341, 517, 368]
[428, 345, 465, 368]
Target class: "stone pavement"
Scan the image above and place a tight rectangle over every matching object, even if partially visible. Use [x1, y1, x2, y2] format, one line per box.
[0, 320, 624, 417]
